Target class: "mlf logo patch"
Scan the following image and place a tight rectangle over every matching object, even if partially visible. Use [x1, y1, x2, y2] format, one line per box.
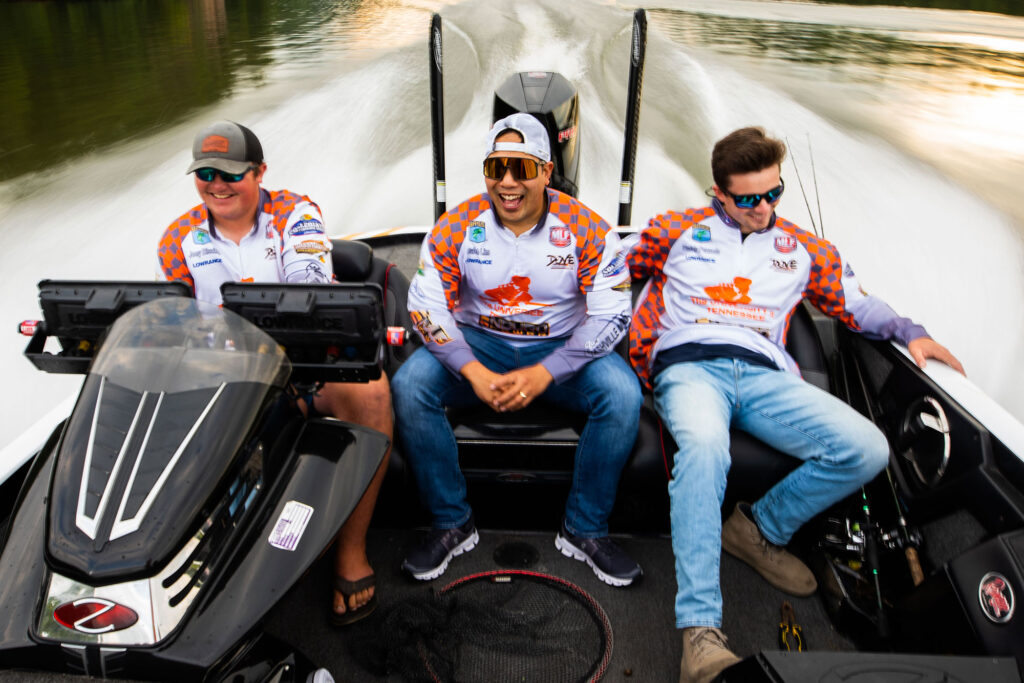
[774, 236, 797, 253]
[979, 572, 1015, 623]
[549, 226, 572, 248]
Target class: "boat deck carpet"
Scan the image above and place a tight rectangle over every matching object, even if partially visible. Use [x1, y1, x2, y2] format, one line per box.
[263, 527, 853, 682]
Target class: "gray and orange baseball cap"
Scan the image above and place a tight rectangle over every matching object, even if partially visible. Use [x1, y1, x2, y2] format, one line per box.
[186, 120, 264, 175]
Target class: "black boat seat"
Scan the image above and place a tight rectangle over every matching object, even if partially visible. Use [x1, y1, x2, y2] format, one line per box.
[330, 239, 420, 376]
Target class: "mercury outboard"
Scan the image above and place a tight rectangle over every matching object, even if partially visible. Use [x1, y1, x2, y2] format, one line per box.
[493, 71, 580, 198]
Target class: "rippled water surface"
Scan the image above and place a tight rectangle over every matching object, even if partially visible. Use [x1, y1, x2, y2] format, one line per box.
[0, 0, 1022, 448]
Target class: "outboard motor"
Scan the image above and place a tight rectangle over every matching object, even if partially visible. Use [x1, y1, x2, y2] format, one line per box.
[493, 72, 580, 198]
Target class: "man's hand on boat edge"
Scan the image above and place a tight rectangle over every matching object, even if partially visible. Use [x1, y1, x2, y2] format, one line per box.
[908, 336, 965, 375]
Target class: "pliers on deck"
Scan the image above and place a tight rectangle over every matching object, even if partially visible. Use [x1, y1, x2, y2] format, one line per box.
[779, 601, 805, 652]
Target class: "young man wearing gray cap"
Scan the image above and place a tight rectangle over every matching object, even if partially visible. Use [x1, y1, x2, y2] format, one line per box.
[392, 113, 643, 586]
[158, 120, 391, 626]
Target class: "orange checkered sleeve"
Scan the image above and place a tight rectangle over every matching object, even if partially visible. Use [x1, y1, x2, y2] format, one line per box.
[780, 221, 859, 331]
[627, 208, 714, 389]
[158, 204, 207, 293]
[548, 189, 609, 292]
[262, 189, 321, 236]
[428, 194, 490, 310]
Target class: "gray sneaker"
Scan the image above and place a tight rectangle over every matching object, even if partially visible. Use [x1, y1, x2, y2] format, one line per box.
[555, 522, 642, 587]
[679, 627, 740, 683]
[721, 503, 817, 597]
[401, 517, 479, 581]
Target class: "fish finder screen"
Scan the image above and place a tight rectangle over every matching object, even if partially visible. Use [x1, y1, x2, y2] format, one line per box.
[221, 282, 384, 383]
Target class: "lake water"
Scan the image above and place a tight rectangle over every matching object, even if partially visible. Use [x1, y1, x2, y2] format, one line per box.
[0, 0, 1022, 449]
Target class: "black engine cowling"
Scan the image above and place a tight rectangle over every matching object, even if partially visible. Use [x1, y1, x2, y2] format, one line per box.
[493, 72, 580, 198]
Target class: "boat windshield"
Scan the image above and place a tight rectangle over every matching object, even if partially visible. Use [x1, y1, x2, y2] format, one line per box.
[90, 298, 290, 393]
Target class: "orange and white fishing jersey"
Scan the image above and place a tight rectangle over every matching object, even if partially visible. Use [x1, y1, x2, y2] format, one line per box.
[408, 188, 632, 383]
[628, 202, 928, 389]
[157, 188, 333, 305]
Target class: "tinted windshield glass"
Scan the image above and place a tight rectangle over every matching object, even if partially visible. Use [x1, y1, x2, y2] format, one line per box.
[91, 298, 289, 393]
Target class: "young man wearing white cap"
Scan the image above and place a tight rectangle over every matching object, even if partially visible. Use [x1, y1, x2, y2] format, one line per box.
[392, 113, 643, 586]
[158, 120, 390, 626]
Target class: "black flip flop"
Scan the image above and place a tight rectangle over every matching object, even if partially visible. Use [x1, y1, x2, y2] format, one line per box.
[330, 574, 378, 627]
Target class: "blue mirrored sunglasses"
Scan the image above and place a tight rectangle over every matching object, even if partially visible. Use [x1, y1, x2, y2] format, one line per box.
[195, 166, 257, 183]
[724, 179, 785, 208]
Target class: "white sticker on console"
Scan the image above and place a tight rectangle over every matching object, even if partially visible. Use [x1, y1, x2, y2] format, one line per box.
[268, 501, 314, 551]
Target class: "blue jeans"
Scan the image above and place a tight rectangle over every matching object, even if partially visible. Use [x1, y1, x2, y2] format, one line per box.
[392, 326, 642, 537]
[652, 358, 889, 629]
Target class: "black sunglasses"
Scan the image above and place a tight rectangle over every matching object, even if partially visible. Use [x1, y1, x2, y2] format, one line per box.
[723, 179, 785, 208]
[483, 157, 543, 181]
[195, 166, 257, 183]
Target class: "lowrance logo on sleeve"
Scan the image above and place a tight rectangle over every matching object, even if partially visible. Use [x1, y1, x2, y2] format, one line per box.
[268, 501, 314, 551]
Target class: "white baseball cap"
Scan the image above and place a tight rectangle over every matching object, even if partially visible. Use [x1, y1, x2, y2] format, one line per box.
[485, 113, 551, 163]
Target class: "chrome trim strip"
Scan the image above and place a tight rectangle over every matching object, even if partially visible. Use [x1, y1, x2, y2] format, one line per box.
[61, 643, 88, 674]
[109, 383, 226, 540]
[75, 377, 106, 539]
[99, 647, 126, 678]
[109, 391, 164, 541]
[82, 391, 148, 541]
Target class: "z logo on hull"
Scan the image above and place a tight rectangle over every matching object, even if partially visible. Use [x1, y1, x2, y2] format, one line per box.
[53, 598, 139, 634]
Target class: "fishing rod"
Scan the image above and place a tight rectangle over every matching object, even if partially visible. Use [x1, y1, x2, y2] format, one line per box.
[429, 13, 446, 222]
[808, 134, 825, 240]
[617, 8, 647, 227]
[787, 135, 821, 239]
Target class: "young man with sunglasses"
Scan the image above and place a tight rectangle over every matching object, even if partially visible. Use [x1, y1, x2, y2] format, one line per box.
[158, 120, 391, 627]
[627, 127, 963, 683]
[392, 113, 643, 586]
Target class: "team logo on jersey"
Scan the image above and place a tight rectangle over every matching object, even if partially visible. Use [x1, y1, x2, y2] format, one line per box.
[193, 228, 211, 245]
[601, 249, 627, 278]
[289, 216, 324, 236]
[411, 310, 453, 345]
[302, 263, 327, 281]
[774, 236, 797, 253]
[469, 222, 487, 243]
[478, 315, 550, 337]
[771, 258, 798, 273]
[979, 572, 1015, 624]
[704, 277, 752, 304]
[692, 226, 711, 242]
[265, 247, 276, 260]
[482, 276, 552, 315]
[295, 240, 330, 254]
[547, 254, 575, 269]
[549, 226, 572, 248]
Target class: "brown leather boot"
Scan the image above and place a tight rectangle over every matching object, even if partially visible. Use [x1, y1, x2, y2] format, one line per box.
[721, 503, 817, 597]
[679, 627, 740, 683]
